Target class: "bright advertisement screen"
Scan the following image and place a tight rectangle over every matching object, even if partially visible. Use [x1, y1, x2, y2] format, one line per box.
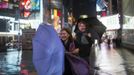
[0, 0, 40, 10]
[31, 0, 40, 11]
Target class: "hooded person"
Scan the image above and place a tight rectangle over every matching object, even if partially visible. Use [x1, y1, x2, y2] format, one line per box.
[32, 4, 64, 75]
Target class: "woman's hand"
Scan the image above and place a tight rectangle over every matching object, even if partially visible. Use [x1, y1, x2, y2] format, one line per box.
[71, 48, 79, 54]
[83, 32, 91, 38]
[87, 33, 91, 37]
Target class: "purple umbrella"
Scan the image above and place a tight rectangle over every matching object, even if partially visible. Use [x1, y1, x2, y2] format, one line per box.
[66, 53, 90, 75]
[32, 23, 64, 75]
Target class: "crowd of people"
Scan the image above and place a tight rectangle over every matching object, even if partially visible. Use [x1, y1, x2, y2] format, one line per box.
[32, 7, 103, 75]
[60, 18, 101, 63]
[60, 17, 104, 75]
[32, 17, 102, 75]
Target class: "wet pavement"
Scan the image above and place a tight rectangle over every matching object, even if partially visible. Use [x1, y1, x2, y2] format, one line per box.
[117, 48, 134, 75]
[0, 49, 37, 75]
[0, 43, 134, 75]
[92, 42, 127, 75]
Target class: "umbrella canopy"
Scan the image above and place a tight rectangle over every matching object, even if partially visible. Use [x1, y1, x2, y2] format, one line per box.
[85, 17, 106, 38]
[32, 23, 64, 75]
[65, 53, 90, 75]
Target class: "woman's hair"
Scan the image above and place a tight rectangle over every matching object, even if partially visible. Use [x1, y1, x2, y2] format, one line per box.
[60, 28, 73, 41]
[76, 18, 87, 25]
[74, 18, 88, 33]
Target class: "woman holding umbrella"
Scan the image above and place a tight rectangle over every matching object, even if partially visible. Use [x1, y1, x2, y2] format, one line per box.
[74, 18, 94, 64]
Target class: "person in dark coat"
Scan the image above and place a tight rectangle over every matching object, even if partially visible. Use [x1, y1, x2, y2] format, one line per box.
[59, 28, 79, 75]
[74, 19, 94, 63]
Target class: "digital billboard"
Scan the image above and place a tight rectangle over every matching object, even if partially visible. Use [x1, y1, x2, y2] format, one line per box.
[31, 0, 40, 11]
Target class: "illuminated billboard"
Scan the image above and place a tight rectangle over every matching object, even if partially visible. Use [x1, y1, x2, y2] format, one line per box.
[31, 0, 40, 10]
[19, 0, 40, 11]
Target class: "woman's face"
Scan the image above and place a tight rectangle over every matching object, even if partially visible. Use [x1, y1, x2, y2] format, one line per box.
[60, 30, 70, 41]
[78, 22, 86, 32]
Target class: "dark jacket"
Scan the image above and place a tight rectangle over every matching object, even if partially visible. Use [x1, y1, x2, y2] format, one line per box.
[75, 31, 93, 61]
[61, 39, 79, 52]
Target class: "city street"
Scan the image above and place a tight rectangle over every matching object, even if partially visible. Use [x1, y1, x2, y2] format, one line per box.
[0, 49, 37, 75]
[0, 0, 133, 75]
[0, 43, 134, 75]
[92, 42, 127, 75]
[118, 48, 134, 75]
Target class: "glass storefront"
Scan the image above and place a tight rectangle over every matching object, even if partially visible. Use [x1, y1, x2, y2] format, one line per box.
[122, 0, 134, 48]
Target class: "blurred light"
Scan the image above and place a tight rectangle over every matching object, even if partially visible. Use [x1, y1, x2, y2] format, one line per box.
[24, 0, 31, 10]
[24, 11, 30, 17]
[21, 2, 25, 6]
[68, 17, 72, 20]
[80, 15, 88, 19]
[54, 9, 57, 17]
[51, 15, 54, 19]
[31, 0, 40, 10]
[3, 0, 8, 2]
[57, 10, 61, 16]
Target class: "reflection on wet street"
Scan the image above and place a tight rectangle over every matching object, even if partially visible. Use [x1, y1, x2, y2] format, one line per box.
[0, 43, 134, 75]
[0, 49, 36, 75]
[118, 48, 134, 75]
[93, 42, 127, 75]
